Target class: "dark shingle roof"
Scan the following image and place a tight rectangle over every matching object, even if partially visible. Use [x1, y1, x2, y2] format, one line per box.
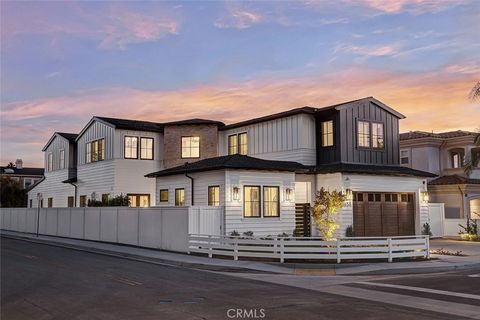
[57, 132, 78, 142]
[400, 130, 477, 141]
[0, 167, 44, 176]
[313, 163, 436, 178]
[96, 116, 164, 133]
[164, 118, 225, 126]
[146, 154, 309, 177]
[428, 175, 480, 185]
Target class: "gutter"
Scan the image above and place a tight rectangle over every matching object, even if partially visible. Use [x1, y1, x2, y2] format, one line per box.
[184, 168, 194, 206]
[68, 182, 78, 207]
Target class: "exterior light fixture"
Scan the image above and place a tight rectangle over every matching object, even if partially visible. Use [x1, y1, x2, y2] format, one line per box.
[345, 188, 353, 201]
[421, 191, 429, 204]
[232, 186, 240, 201]
[285, 188, 293, 202]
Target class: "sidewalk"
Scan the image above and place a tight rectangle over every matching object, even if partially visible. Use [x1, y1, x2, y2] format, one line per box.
[2, 230, 479, 276]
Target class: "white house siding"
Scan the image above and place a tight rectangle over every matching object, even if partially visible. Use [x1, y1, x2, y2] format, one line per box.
[154, 170, 225, 207]
[43, 135, 71, 172]
[77, 120, 115, 165]
[219, 114, 316, 165]
[77, 160, 116, 202]
[315, 173, 428, 237]
[28, 171, 75, 208]
[224, 170, 296, 236]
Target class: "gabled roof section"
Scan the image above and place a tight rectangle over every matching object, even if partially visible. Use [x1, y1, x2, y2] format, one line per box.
[26, 176, 45, 192]
[313, 162, 436, 177]
[145, 154, 309, 177]
[42, 132, 78, 151]
[318, 96, 406, 119]
[76, 116, 164, 141]
[428, 175, 480, 185]
[164, 118, 225, 127]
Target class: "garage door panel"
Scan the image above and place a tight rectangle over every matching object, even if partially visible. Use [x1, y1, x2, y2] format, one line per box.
[382, 203, 399, 236]
[398, 203, 415, 235]
[353, 203, 365, 237]
[364, 203, 382, 237]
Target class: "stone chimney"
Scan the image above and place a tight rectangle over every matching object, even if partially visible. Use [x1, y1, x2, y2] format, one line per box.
[15, 159, 23, 169]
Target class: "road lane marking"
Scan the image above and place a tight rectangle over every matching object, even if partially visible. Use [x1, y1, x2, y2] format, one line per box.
[356, 281, 480, 301]
[468, 274, 480, 278]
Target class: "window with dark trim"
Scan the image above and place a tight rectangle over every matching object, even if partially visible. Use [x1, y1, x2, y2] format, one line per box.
[368, 193, 381, 202]
[400, 150, 409, 164]
[238, 133, 248, 155]
[124, 136, 138, 159]
[372, 122, 384, 148]
[67, 196, 74, 207]
[60, 150, 65, 169]
[181, 136, 200, 158]
[321, 120, 334, 147]
[354, 193, 363, 202]
[160, 189, 169, 202]
[86, 138, 105, 163]
[140, 137, 154, 160]
[47, 152, 53, 171]
[175, 188, 185, 206]
[127, 194, 150, 207]
[48, 197, 53, 208]
[358, 121, 370, 148]
[450, 149, 464, 168]
[79, 195, 86, 207]
[244, 186, 260, 217]
[263, 186, 279, 217]
[208, 186, 220, 206]
[228, 135, 238, 155]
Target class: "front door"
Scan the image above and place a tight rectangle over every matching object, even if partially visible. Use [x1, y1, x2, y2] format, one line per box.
[295, 203, 311, 237]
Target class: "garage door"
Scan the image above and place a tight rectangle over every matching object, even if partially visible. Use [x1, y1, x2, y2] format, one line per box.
[353, 192, 415, 237]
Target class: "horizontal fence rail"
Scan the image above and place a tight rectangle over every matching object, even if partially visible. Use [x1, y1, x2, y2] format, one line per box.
[188, 234, 430, 263]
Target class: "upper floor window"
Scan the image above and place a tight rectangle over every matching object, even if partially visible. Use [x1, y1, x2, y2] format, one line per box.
[208, 186, 220, 206]
[59, 150, 65, 169]
[228, 132, 248, 155]
[450, 149, 464, 168]
[140, 137, 154, 160]
[321, 120, 334, 147]
[47, 152, 53, 171]
[400, 150, 409, 164]
[372, 123, 384, 148]
[358, 121, 370, 148]
[181, 136, 200, 158]
[124, 136, 138, 159]
[86, 139, 105, 163]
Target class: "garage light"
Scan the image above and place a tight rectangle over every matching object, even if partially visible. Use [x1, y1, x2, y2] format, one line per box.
[285, 188, 293, 202]
[345, 188, 353, 201]
[421, 191, 430, 204]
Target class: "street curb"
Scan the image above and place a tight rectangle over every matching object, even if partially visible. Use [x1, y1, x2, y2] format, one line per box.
[0, 233, 277, 274]
[348, 263, 480, 275]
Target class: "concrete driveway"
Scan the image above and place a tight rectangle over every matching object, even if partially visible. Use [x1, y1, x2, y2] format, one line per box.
[430, 239, 480, 257]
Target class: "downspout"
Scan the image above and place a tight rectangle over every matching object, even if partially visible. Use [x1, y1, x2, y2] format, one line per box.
[458, 186, 465, 219]
[185, 172, 194, 206]
[68, 182, 78, 207]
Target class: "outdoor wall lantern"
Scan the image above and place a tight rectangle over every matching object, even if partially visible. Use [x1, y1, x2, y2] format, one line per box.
[345, 188, 353, 201]
[421, 191, 430, 204]
[285, 188, 293, 202]
[232, 186, 240, 201]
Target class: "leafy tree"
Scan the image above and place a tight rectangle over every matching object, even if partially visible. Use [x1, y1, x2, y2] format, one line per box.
[311, 187, 346, 240]
[0, 176, 27, 207]
[469, 81, 480, 101]
[463, 130, 480, 176]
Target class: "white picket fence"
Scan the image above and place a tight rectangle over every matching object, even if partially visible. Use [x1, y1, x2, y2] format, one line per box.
[188, 234, 429, 263]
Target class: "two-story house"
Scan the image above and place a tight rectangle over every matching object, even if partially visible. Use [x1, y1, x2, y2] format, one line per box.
[400, 130, 480, 220]
[147, 97, 435, 237]
[1, 159, 44, 189]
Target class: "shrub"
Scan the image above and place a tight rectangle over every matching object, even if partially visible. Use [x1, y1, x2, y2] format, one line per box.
[459, 218, 478, 240]
[277, 232, 290, 238]
[87, 199, 103, 207]
[345, 225, 354, 237]
[422, 222, 433, 236]
[230, 230, 240, 237]
[107, 194, 129, 207]
[311, 187, 346, 240]
[243, 231, 254, 237]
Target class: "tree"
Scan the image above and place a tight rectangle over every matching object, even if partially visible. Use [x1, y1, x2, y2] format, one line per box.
[311, 188, 346, 240]
[469, 81, 480, 101]
[464, 130, 480, 176]
[0, 176, 27, 207]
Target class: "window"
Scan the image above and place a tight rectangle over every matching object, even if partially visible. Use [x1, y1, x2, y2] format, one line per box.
[29, 199, 32, 208]
[181, 137, 200, 158]
[86, 138, 104, 163]
[140, 137, 154, 160]
[67, 196, 74, 207]
[208, 186, 220, 206]
[24, 178, 32, 189]
[244, 186, 261, 217]
[160, 189, 169, 202]
[127, 194, 150, 207]
[47, 153, 53, 171]
[321, 120, 334, 147]
[80, 195, 87, 207]
[124, 136, 138, 159]
[368, 193, 381, 202]
[102, 194, 109, 204]
[354, 193, 363, 202]
[60, 150, 65, 169]
[238, 133, 248, 155]
[401, 194, 414, 203]
[263, 186, 279, 217]
[175, 188, 185, 206]
[471, 148, 480, 168]
[450, 150, 464, 168]
[372, 123, 384, 148]
[86, 143, 91, 163]
[400, 150, 409, 164]
[358, 121, 370, 147]
[228, 135, 238, 155]
[385, 194, 398, 202]
[48, 198, 53, 208]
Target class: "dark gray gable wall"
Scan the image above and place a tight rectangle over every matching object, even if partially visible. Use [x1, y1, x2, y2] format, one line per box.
[316, 100, 400, 165]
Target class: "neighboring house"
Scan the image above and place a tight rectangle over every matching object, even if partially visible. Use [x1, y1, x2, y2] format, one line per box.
[28, 97, 435, 237]
[400, 130, 480, 220]
[146, 97, 435, 237]
[0, 159, 44, 189]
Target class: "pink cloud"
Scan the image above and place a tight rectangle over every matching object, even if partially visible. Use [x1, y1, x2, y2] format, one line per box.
[214, 3, 261, 29]
[334, 43, 399, 57]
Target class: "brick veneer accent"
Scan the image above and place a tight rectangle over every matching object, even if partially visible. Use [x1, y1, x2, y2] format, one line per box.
[163, 124, 219, 168]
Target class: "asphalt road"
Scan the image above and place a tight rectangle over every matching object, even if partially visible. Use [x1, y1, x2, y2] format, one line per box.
[1, 237, 477, 320]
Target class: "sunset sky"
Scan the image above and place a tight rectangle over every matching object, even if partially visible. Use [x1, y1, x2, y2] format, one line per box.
[1, 0, 479, 167]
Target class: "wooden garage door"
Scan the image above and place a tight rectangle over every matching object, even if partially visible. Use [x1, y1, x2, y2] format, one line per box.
[353, 192, 415, 237]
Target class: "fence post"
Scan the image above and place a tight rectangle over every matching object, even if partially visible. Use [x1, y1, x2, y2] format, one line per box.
[280, 238, 284, 263]
[336, 239, 341, 263]
[388, 238, 392, 263]
[208, 235, 213, 258]
[234, 237, 238, 261]
[425, 236, 430, 259]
